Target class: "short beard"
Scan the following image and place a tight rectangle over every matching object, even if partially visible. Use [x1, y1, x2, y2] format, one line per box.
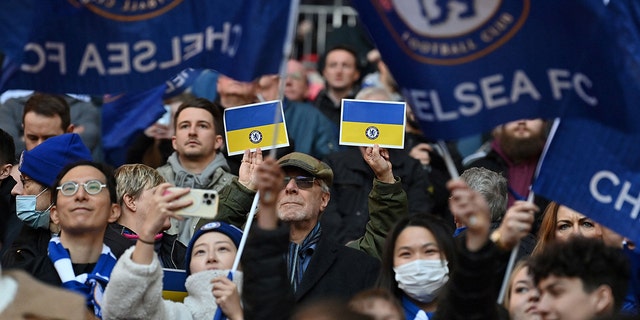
[499, 130, 546, 163]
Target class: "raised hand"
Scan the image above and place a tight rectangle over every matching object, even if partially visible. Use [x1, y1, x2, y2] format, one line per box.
[132, 183, 192, 264]
[255, 157, 284, 230]
[495, 200, 538, 250]
[238, 148, 263, 191]
[360, 144, 394, 183]
[447, 179, 491, 252]
[409, 142, 433, 166]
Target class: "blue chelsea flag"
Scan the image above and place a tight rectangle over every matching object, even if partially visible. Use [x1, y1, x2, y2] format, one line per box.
[351, 0, 640, 140]
[0, 0, 294, 94]
[532, 0, 640, 247]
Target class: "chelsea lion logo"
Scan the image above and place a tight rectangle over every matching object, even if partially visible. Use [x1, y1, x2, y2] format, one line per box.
[249, 130, 263, 144]
[365, 126, 380, 140]
[377, 0, 530, 65]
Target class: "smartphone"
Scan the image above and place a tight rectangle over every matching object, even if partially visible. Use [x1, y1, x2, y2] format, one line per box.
[166, 188, 219, 219]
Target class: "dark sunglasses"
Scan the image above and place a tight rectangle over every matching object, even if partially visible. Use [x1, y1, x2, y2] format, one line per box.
[283, 176, 316, 189]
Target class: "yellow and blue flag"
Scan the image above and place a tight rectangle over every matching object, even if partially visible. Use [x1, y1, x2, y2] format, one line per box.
[340, 99, 406, 149]
[224, 100, 289, 156]
[162, 268, 188, 302]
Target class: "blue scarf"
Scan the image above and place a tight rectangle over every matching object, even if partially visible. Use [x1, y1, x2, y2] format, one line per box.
[287, 223, 322, 292]
[402, 295, 435, 320]
[48, 237, 117, 319]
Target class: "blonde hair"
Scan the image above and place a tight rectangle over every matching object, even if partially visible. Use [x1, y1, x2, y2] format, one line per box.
[114, 164, 165, 206]
[503, 259, 532, 309]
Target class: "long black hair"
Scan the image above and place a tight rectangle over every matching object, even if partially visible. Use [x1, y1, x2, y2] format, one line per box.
[376, 214, 458, 298]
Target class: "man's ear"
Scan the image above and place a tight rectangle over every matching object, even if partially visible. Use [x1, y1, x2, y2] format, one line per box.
[319, 192, 330, 212]
[123, 194, 137, 212]
[591, 284, 614, 315]
[50, 205, 60, 225]
[214, 135, 224, 151]
[0, 163, 12, 180]
[108, 203, 121, 223]
[66, 124, 75, 133]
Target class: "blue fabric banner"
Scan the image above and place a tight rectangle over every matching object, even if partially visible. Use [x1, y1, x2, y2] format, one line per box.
[0, 0, 293, 94]
[101, 84, 167, 166]
[351, 0, 640, 140]
[530, 0, 640, 247]
[533, 118, 640, 248]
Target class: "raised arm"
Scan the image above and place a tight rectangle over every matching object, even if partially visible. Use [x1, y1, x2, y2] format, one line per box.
[241, 157, 294, 320]
[202, 149, 262, 229]
[347, 145, 408, 259]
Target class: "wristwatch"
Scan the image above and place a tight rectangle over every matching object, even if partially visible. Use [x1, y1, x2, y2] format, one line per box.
[490, 230, 510, 251]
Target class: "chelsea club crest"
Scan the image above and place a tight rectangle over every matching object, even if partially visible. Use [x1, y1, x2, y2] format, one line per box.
[249, 130, 263, 144]
[365, 126, 380, 140]
[375, 0, 529, 65]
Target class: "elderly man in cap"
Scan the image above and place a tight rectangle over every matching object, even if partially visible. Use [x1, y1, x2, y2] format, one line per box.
[203, 146, 407, 306]
[2, 133, 92, 267]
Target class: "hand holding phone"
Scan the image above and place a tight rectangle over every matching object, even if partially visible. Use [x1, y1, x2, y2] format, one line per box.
[166, 188, 219, 219]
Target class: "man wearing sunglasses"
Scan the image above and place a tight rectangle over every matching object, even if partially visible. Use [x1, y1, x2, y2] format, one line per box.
[203, 146, 406, 307]
[2, 133, 92, 267]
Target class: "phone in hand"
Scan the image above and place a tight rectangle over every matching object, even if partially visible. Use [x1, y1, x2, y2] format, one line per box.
[166, 188, 219, 219]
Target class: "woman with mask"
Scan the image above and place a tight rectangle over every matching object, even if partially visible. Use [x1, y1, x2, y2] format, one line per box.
[376, 214, 457, 319]
[378, 179, 536, 320]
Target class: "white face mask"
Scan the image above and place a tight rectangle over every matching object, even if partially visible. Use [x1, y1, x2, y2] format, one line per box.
[394, 259, 449, 303]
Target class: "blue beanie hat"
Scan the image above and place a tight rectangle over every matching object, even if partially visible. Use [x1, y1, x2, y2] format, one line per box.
[20, 133, 92, 187]
[185, 221, 243, 275]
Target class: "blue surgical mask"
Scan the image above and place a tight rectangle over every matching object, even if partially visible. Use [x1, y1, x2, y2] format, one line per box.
[16, 188, 53, 229]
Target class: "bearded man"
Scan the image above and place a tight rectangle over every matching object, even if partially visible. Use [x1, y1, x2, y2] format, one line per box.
[466, 119, 550, 233]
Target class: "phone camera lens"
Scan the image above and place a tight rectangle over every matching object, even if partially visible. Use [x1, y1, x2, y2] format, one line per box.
[206, 199, 212, 205]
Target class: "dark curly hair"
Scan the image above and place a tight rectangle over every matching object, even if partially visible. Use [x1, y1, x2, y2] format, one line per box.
[530, 236, 630, 312]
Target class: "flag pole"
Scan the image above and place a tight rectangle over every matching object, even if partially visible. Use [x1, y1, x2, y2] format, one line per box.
[269, 0, 300, 159]
[214, 1, 300, 319]
[496, 118, 558, 304]
[436, 140, 460, 180]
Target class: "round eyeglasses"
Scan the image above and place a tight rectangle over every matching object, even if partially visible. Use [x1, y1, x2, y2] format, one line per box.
[56, 180, 107, 196]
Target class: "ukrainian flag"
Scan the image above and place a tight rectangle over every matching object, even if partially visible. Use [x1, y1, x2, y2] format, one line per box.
[340, 99, 406, 148]
[224, 100, 289, 156]
[162, 268, 188, 302]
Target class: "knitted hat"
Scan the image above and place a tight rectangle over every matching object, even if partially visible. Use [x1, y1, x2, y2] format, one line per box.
[278, 152, 334, 186]
[20, 133, 92, 187]
[185, 221, 243, 275]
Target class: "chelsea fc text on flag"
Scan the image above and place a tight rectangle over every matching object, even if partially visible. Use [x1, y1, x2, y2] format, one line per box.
[0, 0, 294, 94]
[224, 100, 289, 156]
[340, 99, 406, 149]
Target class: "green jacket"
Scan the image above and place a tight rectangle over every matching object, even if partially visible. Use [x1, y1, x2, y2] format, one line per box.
[200, 177, 408, 260]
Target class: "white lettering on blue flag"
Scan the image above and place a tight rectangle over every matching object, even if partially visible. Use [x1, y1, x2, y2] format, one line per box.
[0, 0, 292, 94]
[351, 0, 635, 140]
